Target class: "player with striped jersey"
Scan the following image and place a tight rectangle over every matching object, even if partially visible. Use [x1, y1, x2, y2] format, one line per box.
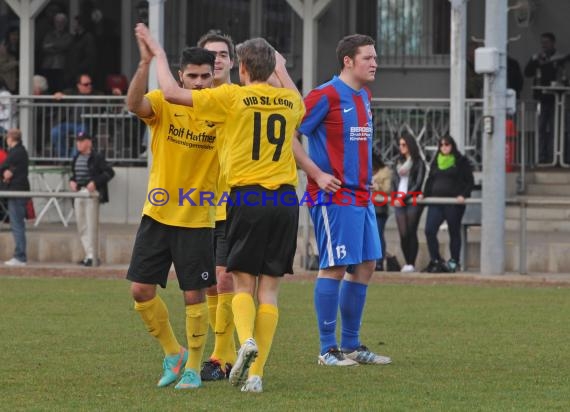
[294, 34, 392, 367]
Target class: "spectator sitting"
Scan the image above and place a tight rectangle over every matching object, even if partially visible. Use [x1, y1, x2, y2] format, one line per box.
[33, 75, 49, 96]
[51, 73, 102, 158]
[32, 75, 50, 157]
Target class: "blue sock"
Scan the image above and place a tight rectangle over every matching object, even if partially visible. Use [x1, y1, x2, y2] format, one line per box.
[339, 280, 368, 351]
[314, 278, 341, 355]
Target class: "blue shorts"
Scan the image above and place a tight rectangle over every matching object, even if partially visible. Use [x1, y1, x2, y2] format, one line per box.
[309, 203, 381, 269]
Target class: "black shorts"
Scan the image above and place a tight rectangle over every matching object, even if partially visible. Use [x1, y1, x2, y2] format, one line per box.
[126, 215, 216, 291]
[214, 220, 228, 267]
[226, 185, 299, 276]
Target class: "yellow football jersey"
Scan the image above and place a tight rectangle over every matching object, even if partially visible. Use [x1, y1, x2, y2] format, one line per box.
[192, 83, 305, 190]
[139, 89, 219, 228]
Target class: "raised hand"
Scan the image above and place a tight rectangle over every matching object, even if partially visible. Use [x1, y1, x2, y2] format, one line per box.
[135, 28, 153, 64]
[135, 23, 163, 57]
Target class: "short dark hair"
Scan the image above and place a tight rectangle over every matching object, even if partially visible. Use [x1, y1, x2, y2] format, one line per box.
[541, 32, 556, 43]
[179, 47, 216, 71]
[336, 34, 375, 70]
[197, 30, 236, 61]
[236, 38, 276, 82]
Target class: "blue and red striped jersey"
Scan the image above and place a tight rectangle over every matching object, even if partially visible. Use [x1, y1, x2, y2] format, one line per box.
[298, 76, 374, 207]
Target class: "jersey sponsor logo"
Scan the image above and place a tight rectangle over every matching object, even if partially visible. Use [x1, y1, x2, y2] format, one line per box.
[174, 113, 184, 117]
[349, 126, 372, 141]
[201, 271, 209, 280]
[343, 107, 354, 113]
[167, 123, 216, 150]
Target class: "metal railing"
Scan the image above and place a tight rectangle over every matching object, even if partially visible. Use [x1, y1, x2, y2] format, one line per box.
[0, 190, 101, 266]
[370, 98, 569, 192]
[2, 94, 563, 176]
[300, 195, 565, 275]
[2, 95, 147, 165]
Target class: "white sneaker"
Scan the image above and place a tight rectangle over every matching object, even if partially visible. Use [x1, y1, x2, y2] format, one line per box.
[229, 338, 258, 386]
[318, 348, 359, 366]
[401, 264, 415, 273]
[343, 345, 392, 365]
[4, 257, 26, 266]
[241, 375, 263, 393]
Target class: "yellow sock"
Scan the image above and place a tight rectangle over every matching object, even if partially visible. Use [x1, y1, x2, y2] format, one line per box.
[206, 294, 218, 331]
[250, 304, 278, 377]
[232, 292, 256, 345]
[184, 302, 208, 371]
[212, 293, 237, 365]
[134, 295, 180, 356]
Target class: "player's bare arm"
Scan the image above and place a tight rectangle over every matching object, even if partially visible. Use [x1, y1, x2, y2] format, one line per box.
[292, 134, 341, 193]
[271, 51, 299, 93]
[127, 33, 153, 117]
[135, 23, 194, 106]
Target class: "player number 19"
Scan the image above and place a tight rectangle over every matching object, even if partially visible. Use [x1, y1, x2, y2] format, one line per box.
[252, 111, 286, 162]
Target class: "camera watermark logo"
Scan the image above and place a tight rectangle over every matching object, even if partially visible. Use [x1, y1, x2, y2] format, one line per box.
[148, 188, 170, 206]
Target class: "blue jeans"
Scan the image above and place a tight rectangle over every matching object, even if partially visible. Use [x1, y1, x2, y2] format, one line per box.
[51, 123, 85, 158]
[8, 198, 27, 261]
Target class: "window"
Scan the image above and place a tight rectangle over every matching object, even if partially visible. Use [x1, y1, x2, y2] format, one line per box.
[262, 0, 295, 57]
[376, 0, 450, 66]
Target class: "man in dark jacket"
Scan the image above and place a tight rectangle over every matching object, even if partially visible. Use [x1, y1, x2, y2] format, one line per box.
[69, 131, 114, 266]
[1, 128, 30, 266]
[524, 32, 570, 163]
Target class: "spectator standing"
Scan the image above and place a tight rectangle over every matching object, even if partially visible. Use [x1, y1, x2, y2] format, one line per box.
[64, 15, 97, 88]
[40, 13, 73, 93]
[0, 34, 18, 94]
[524, 32, 569, 163]
[391, 132, 425, 273]
[422, 136, 474, 273]
[507, 54, 524, 99]
[0, 76, 14, 133]
[1, 128, 30, 266]
[371, 154, 392, 271]
[68, 131, 114, 266]
[466, 41, 483, 99]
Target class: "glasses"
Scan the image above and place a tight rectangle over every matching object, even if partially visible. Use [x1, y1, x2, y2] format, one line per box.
[80, 82, 92, 86]
[440, 142, 451, 147]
